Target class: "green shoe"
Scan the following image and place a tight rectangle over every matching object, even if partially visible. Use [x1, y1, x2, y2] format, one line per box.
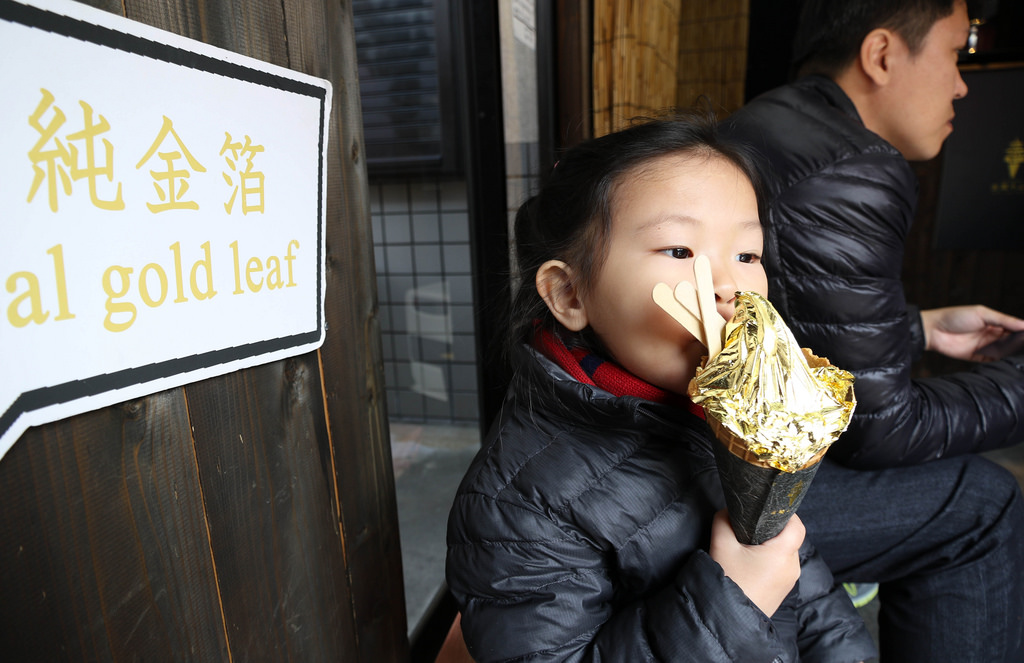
[843, 582, 879, 609]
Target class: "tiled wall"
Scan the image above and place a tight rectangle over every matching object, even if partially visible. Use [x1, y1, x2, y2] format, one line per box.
[505, 141, 542, 222]
[371, 178, 480, 424]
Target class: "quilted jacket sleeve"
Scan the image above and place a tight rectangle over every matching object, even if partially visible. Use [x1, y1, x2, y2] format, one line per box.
[789, 544, 879, 663]
[447, 490, 792, 663]
[765, 154, 1024, 469]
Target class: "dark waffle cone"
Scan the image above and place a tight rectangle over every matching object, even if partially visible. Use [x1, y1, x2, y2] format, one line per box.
[709, 415, 828, 471]
[690, 333, 845, 543]
[707, 416, 772, 468]
[706, 413, 827, 544]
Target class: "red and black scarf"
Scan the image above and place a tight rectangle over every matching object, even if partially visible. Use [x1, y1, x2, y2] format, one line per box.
[533, 326, 704, 418]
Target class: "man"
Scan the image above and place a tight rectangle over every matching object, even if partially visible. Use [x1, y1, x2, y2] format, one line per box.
[726, 0, 1024, 468]
[723, 1, 1024, 660]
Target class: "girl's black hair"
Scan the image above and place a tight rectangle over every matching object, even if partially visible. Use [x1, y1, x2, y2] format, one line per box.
[502, 107, 770, 375]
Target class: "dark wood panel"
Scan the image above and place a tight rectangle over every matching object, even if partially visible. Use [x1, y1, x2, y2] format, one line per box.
[554, 0, 591, 149]
[184, 359, 355, 660]
[317, 0, 411, 654]
[122, 0, 405, 659]
[0, 0, 406, 661]
[0, 393, 228, 661]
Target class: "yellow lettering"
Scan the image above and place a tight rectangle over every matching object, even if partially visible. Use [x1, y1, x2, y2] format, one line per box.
[230, 240, 244, 294]
[137, 116, 206, 213]
[6, 271, 49, 327]
[169, 242, 187, 303]
[47, 244, 75, 320]
[246, 256, 263, 292]
[139, 263, 168, 307]
[190, 241, 216, 300]
[285, 239, 299, 287]
[102, 265, 136, 332]
[228, 240, 299, 293]
[265, 255, 283, 289]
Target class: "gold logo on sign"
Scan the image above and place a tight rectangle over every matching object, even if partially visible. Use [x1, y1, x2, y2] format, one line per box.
[1006, 138, 1023, 180]
[991, 138, 1024, 193]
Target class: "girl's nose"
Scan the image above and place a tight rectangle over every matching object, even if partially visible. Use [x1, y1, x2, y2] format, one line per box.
[710, 264, 739, 322]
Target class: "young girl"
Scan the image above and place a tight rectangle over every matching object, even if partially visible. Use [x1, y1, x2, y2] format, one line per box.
[445, 114, 876, 662]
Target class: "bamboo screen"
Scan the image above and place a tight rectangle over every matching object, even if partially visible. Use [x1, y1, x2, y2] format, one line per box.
[677, 1, 750, 115]
[592, 0, 681, 136]
[592, 0, 750, 137]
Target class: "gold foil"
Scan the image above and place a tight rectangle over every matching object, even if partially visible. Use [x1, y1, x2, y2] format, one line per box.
[688, 292, 856, 473]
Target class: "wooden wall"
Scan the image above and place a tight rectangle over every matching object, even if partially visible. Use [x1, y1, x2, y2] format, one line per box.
[676, 0, 749, 115]
[586, 0, 751, 138]
[0, 1, 408, 661]
[591, 0, 680, 136]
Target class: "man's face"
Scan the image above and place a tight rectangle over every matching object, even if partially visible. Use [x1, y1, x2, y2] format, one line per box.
[878, 2, 970, 161]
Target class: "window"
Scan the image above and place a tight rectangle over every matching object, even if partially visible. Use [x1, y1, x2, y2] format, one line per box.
[353, 0, 462, 176]
[356, 1, 480, 635]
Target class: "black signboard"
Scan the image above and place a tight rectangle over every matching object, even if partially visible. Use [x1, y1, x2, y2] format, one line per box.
[935, 65, 1024, 249]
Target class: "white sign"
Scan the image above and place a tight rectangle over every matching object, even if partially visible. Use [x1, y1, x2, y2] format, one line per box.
[0, 0, 333, 459]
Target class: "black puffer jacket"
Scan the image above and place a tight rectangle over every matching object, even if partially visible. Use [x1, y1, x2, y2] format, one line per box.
[723, 75, 1024, 469]
[446, 350, 876, 662]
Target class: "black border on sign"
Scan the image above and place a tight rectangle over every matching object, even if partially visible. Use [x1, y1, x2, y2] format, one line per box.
[0, 0, 329, 441]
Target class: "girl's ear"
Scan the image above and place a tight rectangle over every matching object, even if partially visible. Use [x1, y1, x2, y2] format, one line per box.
[536, 260, 588, 331]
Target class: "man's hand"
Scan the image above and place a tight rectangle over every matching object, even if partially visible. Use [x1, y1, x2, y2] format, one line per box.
[709, 509, 804, 617]
[921, 305, 1024, 361]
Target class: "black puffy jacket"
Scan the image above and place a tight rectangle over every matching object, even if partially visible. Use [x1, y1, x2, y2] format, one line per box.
[446, 350, 876, 662]
[723, 75, 1024, 469]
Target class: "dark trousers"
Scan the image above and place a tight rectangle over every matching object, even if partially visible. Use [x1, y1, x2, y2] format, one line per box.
[799, 454, 1024, 663]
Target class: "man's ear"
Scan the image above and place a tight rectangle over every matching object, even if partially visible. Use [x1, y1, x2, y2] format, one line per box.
[859, 28, 896, 86]
[536, 260, 588, 332]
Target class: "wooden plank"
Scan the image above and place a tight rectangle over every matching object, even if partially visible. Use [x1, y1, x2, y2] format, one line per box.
[0, 393, 228, 661]
[1, 0, 403, 661]
[315, 0, 411, 654]
[184, 359, 354, 660]
[119, 0, 383, 658]
[556, 0, 592, 146]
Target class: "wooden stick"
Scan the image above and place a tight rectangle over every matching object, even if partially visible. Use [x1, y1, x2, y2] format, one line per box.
[673, 281, 700, 322]
[693, 255, 725, 358]
[653, 282, 705, 346]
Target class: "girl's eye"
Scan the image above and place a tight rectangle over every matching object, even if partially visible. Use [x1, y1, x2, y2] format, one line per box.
[736, 252, 761, 264]
[662, 247, 693, 259]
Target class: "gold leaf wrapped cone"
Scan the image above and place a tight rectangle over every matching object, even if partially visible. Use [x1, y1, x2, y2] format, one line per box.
[688, 291, 857, 543]
[689, 291, 856, 472]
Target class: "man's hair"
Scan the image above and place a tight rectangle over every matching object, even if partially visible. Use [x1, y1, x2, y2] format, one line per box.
[792, 0, 963, 78]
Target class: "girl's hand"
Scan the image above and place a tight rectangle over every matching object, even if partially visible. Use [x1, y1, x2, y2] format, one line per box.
[709, 509, 804, 617]
[921, 305, 1024, 361]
